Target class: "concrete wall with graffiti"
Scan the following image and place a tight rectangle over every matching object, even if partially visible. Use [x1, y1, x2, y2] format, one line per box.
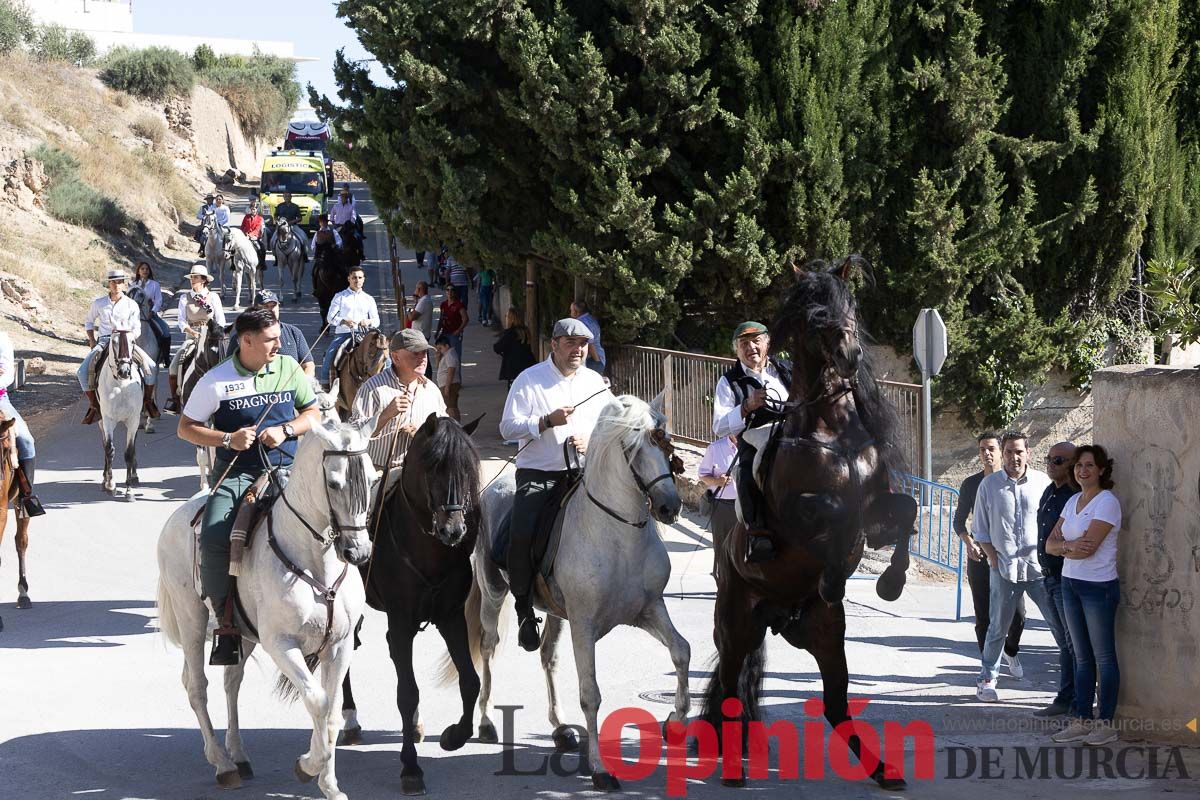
[1094, 365, 1200, 744]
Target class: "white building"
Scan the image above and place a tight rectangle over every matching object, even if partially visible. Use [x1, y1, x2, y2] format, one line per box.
[30, 0, 315, 62]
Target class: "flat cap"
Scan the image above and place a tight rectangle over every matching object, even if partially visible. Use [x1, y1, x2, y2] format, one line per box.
[552, 317, 594, 340]
[389, 328, 435, 352]
[734, 320, 769, 339]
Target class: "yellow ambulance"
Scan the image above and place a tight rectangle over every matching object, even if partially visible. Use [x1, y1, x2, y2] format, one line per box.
[258, 150, 328, 231]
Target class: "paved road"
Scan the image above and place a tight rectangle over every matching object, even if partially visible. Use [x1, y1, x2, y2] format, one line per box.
[2, 185, 1197, 799]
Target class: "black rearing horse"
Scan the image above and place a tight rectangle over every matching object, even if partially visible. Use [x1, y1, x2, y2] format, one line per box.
[341, 412, 483, 795]
[700, 257, 918, 790]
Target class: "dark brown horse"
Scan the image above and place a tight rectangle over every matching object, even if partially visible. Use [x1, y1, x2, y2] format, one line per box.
[332, 329, 387, 420]
[0, 416, 33, 632]
[312, 231, 350, 326]
[700, 257, 917, 790]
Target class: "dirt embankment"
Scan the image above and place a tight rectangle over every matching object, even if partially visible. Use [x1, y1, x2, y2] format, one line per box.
[0, 54, 270, 437]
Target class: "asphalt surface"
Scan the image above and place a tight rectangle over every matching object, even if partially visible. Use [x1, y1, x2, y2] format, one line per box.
[1, 184, 1197, 799]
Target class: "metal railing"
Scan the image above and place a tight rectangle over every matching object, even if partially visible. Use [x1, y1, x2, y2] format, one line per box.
[894, 473, 964, 621]
[608, 345, 924, 468]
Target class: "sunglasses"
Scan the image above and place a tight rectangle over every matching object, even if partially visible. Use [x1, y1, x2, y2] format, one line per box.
[1045, 456, 1069, 466]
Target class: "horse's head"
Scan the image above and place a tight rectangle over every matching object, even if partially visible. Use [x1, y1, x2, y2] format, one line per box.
[589, 395, 684, 525]
[109, 329, 134, 380]
[351, 329, 388, 376]
[276, 217, 291, 240]
[196, 318, 226, 369]
[404, 412, 482, 547]
[776, 257, 866, 382]
[308, 415, 379, 565]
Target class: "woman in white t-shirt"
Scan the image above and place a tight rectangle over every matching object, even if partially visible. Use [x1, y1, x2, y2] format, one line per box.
[1046, 444, 1122, 747]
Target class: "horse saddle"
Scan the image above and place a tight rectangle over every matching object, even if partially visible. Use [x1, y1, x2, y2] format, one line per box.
[490, 476, 581, 580]
[330, 330, 368, 376]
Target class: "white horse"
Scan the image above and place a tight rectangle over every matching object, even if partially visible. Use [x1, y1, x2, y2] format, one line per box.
[156, 415, 379, 799]
[202, 210, 228, 295]
[461, 395, 690, 791]
[224, 228, 259, 311]
[272, 218, 308, 302]
[96, 330, 144, 500]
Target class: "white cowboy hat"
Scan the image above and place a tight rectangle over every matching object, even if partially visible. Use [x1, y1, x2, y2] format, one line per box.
[104, 268, 128, 284]
[186, 264, 212, 281]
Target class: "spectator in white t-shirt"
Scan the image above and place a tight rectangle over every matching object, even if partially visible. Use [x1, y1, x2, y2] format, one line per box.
[1046, 444, 1122, 747]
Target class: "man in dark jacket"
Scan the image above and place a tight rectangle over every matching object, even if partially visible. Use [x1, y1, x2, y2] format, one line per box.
[711, 321, 792, 562]
[1034, 441, 1078, 716]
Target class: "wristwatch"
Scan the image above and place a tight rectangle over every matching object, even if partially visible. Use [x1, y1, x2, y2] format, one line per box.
[221, 432, 232, 449]
[282, 422, 296, 439]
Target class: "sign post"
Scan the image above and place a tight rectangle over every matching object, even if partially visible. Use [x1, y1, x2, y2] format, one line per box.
[912, 308, 948, 481]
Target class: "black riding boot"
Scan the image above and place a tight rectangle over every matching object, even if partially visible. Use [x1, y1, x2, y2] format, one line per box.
[514, 595, 542, 652]
[17, 458, 45, 517]
[209, 597, 242, 666]
[737, 441, 777, 563]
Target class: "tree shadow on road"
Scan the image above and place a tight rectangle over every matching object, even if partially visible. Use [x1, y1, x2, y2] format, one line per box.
[0, 599, 156, 649]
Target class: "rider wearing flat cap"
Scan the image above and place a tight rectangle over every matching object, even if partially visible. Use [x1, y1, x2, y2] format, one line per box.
[499, 317, 614, 651]
[711, 320, 792, 563]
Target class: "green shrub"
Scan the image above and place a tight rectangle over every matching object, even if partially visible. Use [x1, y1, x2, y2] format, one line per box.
[130, 113, 166, 146]
[31, 23, 95, 66]
[192, 43, 216, 71]
[0, 0, 33, 55]
[197, 52, 299, 142]
[30, 143, 128, 234]
[99, 46, 194, 100]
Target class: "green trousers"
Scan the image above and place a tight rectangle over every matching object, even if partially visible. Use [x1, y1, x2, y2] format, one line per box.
[200, 464, 260, 611]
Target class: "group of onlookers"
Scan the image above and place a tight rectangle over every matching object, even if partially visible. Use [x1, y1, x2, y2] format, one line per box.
[957, 432, 1124, 745]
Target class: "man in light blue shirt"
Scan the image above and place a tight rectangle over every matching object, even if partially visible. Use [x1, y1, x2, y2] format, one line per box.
[973, 431, 1056, 702]
[571, 299, 605, 374]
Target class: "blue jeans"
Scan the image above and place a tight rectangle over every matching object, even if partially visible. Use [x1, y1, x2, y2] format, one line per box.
[1042, 574, 1076, 706]
[322, 332, 352, 385]
[0, 394, 34, 460]
[980, 569, 1053, 682]
[1062, 576, 1121, 721]
[478, 284, 494, 324]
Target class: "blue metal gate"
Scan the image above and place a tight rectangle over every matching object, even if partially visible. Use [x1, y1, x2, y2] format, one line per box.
[894, 474, 965, 621]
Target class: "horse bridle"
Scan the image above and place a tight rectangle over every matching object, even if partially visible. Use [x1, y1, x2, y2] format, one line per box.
[397, 448, 472, 536]
[586, 425, 683, 528]
[107, 329, 134, 378]
[268, 445, 374, 547]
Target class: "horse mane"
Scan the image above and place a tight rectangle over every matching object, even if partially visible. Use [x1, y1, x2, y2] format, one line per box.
[771, 266, 907, 475]
[584, 395, 660, 499]
[417, 417, 482, 508]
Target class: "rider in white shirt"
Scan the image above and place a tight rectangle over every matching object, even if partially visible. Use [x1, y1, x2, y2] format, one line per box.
[328, 188, 358, 226]
[322, 265, 379, 387]
[0, 331, 43, 515]
[165, 264, 226, 413]
[315, 213, 343, 248]
[78, 269, 155, 424]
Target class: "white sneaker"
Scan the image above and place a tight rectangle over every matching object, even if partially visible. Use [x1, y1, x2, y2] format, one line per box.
[1003, 653, 1024, 679]
[1083, 720, 1119, 746]
[1051, 718, 1092, 743]
[975, 679, 998, 702]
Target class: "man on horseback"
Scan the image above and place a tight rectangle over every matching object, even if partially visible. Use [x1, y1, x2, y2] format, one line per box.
[78, 269, 156, 425]
[321, 265, 379, 388]
[274, 192, 301, 230]
[351, 329, 444, 481]
[226, 291, 315, 378]
[177, 306, 320, 666]
[240, 197, 266, 270]
[315, 213, 344, 248]
[196, 194, 230, 256]
[711, 321, 792, 563]
[329, 187, 362, 259]
[0, 332, 44, 516]
[499, 317, 613, 651]
[165, 265, 227, 414]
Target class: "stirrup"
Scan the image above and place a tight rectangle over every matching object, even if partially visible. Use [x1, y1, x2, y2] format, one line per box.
[209, 629, 243, 666]
[517, 613, 542, 652]
[19, 494, 46, 518]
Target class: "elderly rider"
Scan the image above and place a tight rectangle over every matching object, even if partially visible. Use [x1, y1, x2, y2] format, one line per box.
[499, 318, 614, 651]
[178, 306, 320, 666]
[165, 264, 227, 414]
[78, 268, 156, 425]
[711, 320, 792, 563]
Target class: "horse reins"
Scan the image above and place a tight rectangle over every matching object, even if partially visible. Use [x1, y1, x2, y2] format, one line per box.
[584, 426, 683, 529]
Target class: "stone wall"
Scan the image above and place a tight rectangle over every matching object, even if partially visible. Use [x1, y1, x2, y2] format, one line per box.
[1092, 365, 1200, 744]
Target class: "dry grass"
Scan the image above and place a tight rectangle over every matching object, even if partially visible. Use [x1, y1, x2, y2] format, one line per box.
[0, 224, 114, 317]
[130, 113, 166, 147]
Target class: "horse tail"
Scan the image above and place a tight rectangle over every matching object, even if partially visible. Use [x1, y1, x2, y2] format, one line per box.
[274, 653, 320, 703]
[699, 639, 767, 730]
[434, 577, 483, 687]
[155, 576, 182, 648]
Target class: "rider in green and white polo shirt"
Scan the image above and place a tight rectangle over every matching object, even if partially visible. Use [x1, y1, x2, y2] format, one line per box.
[177, 306, 320, 665]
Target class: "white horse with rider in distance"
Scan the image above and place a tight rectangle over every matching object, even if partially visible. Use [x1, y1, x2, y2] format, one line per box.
[271, 217, 309, 302]
[156, 415, 379, 800]
[96, 328, 145, 500]
[224, 227, 259, 311]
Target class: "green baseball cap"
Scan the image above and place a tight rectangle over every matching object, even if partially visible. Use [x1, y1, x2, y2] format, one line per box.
[734, 321, 768, 339]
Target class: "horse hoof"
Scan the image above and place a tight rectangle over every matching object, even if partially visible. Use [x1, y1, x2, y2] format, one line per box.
[552, 725, 579, 753]
[591, 772, 621, 791]
[818, 573, 846, 605]
[235, 761, 253, 779]
[401, 771, 426, 795]
[876, 566, 906, 602]
[440, 723, 470, 752]
[294, 759, 316, 783]
[16, 596, 31, 610]
[338, 725, 364, 746]
[123, 492, 137, 503]
[477, 721, 498, 744]
[216, 769, 242, 789]
[721, 776, 747, 788]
